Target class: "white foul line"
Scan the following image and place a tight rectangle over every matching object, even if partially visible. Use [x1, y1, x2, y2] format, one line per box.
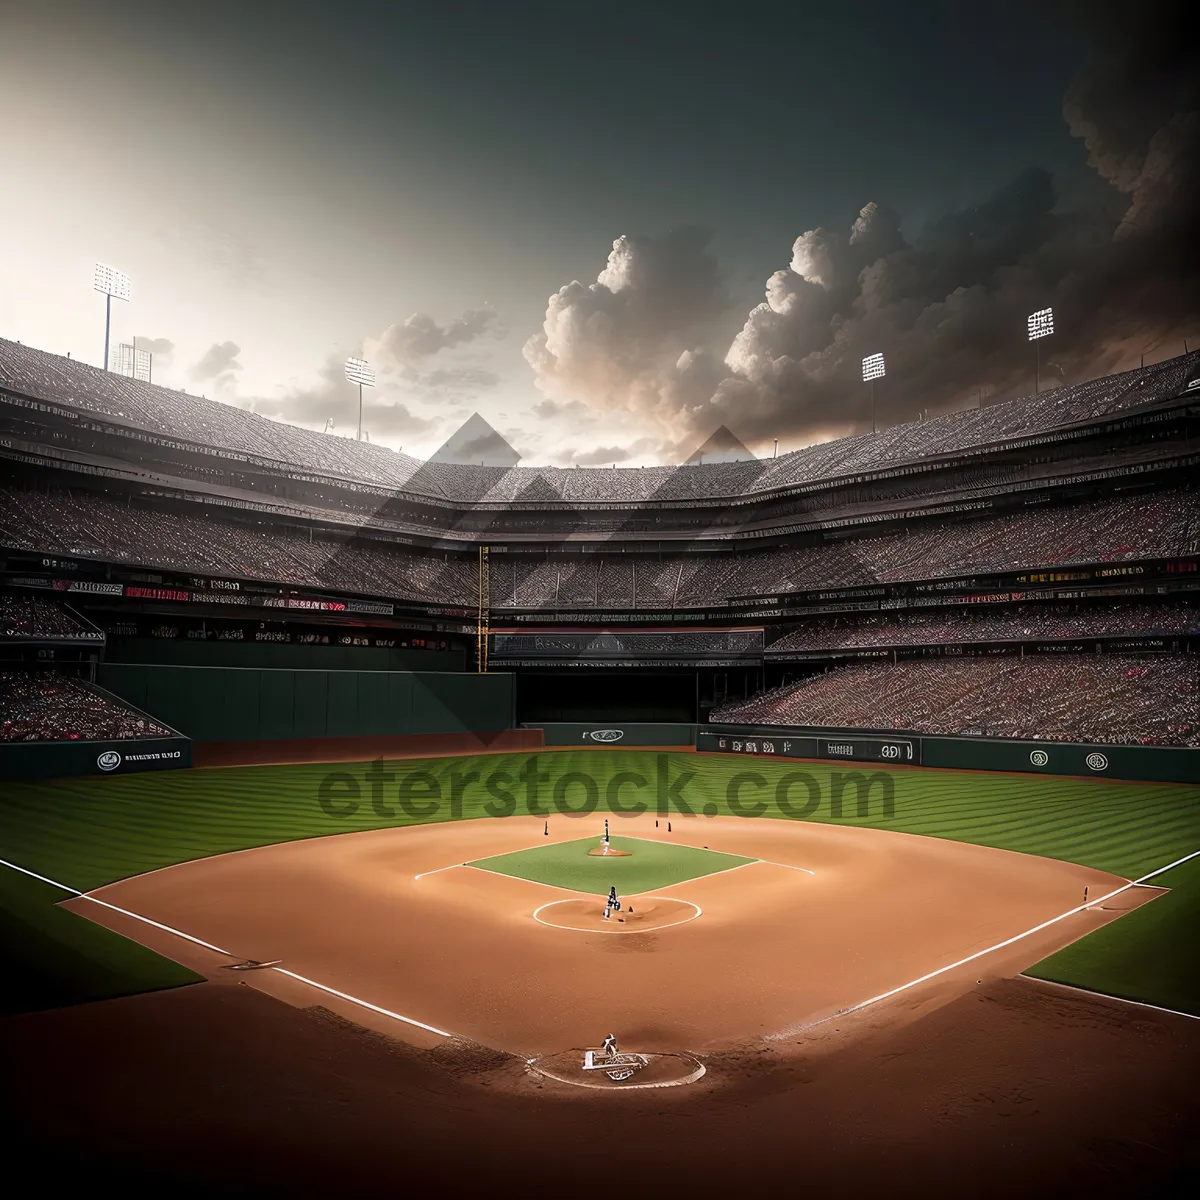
[1024, 975, 1200, 1022]
[767, 848, 1200, 1039]
[0, 855, 453, 1039]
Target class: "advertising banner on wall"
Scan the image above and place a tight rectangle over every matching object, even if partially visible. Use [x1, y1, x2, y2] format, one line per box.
[0, 736, 192, 781]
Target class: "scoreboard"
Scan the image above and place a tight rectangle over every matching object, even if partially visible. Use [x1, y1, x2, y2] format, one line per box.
[697, 728, 920, 765]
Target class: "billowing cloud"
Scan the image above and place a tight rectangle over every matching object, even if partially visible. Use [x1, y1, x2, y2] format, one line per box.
[188, 340, 242, 392]
[523, 227, 730, 431]
[525, 2, 1199, 450]
[133, 336, 175, 360]
[370, 306, 503, 365]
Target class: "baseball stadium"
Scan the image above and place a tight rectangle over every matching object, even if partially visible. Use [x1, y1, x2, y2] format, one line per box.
[1, 338, 1199, 1194]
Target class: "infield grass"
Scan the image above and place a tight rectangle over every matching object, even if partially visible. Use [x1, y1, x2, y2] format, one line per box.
[469, 834, 755, 895]
[1, 748, 1197, 1015]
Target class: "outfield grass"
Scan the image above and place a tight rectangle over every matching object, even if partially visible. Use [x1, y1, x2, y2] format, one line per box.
[1024, 856, 1200, 1016]
[470, 834, 755, 895]
[0, 867, 201, 1016]
[1, 749, 1197, 1016]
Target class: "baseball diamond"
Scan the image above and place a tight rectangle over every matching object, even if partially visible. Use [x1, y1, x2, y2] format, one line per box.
[4, 56, 1200, 1188]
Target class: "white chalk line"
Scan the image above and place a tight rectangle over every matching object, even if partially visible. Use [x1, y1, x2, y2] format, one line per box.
[765, 848, 1200, 1040]
[417, 833, 578, 884]
[532, 896, 702, 933]
[0, 855, 453, 1039]
[618, 832, 817, 877]
[527, 1053, 707, 1090]
[1024, 975, 1199, 1022]
[413, 861, 466, 881]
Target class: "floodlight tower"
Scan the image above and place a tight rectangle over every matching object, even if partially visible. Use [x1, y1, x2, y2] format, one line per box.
[94, 263, 131, 371]
[1027, 307, 1054, 394]
[862, 352, 885, 434]
[344, 356, 375, 442]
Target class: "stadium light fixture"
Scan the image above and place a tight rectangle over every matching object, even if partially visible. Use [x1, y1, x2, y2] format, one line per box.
[862, 353, 885, 434]
[94, 262, 131, 372]
[345, 356, 375, 442]
[115, 338, 153, 383]
[1027, 307, 1053, 395]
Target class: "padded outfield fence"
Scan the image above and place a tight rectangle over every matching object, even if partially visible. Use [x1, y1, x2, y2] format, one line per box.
[527, 719, 1200, 783]
[699, 724, 1200, 785]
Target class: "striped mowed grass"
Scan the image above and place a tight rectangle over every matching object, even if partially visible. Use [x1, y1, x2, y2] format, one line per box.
[1, 750, 1197, 1015]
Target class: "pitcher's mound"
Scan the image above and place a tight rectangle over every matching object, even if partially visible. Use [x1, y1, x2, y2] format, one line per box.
[532, 896, 700, 932]
[587, 846, 631, 857]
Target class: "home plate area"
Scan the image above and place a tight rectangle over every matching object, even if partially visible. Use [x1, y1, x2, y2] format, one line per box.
[77, 811, 1142, 1082]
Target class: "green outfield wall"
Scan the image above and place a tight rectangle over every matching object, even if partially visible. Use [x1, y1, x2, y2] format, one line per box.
[701, 721, 1200, 784]
[97, 665, 514, 743]
[106, 637, 465, 672]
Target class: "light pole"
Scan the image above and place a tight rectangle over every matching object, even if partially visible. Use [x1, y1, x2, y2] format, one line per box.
[94, 263, 130, 371]
[862, 352, 885, 433]
[1027, 307, 1053, 394]
[344, 357, 375, 442]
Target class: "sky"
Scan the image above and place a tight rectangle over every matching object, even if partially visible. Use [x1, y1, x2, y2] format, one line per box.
[0, 0, 1195, 465]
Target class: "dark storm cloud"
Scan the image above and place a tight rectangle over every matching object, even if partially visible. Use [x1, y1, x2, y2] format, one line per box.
[373, 307, 504, 364]
[526, 1, 1199, 446]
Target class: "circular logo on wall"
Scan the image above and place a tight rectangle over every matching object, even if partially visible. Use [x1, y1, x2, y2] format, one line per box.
[1029, 750, 1050, 767]
[586, 729, 625, 743]
[97, 750, 122, 772]
[1085, 752, 1109, 772]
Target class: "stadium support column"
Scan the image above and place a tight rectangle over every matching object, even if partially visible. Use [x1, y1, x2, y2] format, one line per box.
[477, 545, 490, 673]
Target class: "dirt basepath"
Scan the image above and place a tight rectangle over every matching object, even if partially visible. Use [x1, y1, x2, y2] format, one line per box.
[65, 813, 1156, 1056]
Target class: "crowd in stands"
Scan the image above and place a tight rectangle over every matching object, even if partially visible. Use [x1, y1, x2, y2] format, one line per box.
[0, 595, 92, 639]
[3, 336, 1196, 503]
[492, 631, 763, 655]
[2, 484, 1197, 609]
[710, 655, 1200, 746]
[0, 671, 174, 742]
[767, 604, 1200, 653]
[0, 485, 477, 604]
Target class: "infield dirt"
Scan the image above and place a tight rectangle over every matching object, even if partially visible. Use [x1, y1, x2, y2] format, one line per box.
[63, 812, 1157, 1055]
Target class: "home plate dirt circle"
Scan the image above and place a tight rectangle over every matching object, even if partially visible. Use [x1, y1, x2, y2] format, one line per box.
[528, 1049, 706, 1090]
[532, 896, 700, 932]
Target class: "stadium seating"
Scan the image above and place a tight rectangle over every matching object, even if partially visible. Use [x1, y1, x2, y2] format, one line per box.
[0, 595, 92, 640]
[2, 337, 1196, 502]
[767, 604, 1200, 652]
[0, 670, 174, 742]
[2, 483, 1196, 609]
[711, 655, 1200, 746]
